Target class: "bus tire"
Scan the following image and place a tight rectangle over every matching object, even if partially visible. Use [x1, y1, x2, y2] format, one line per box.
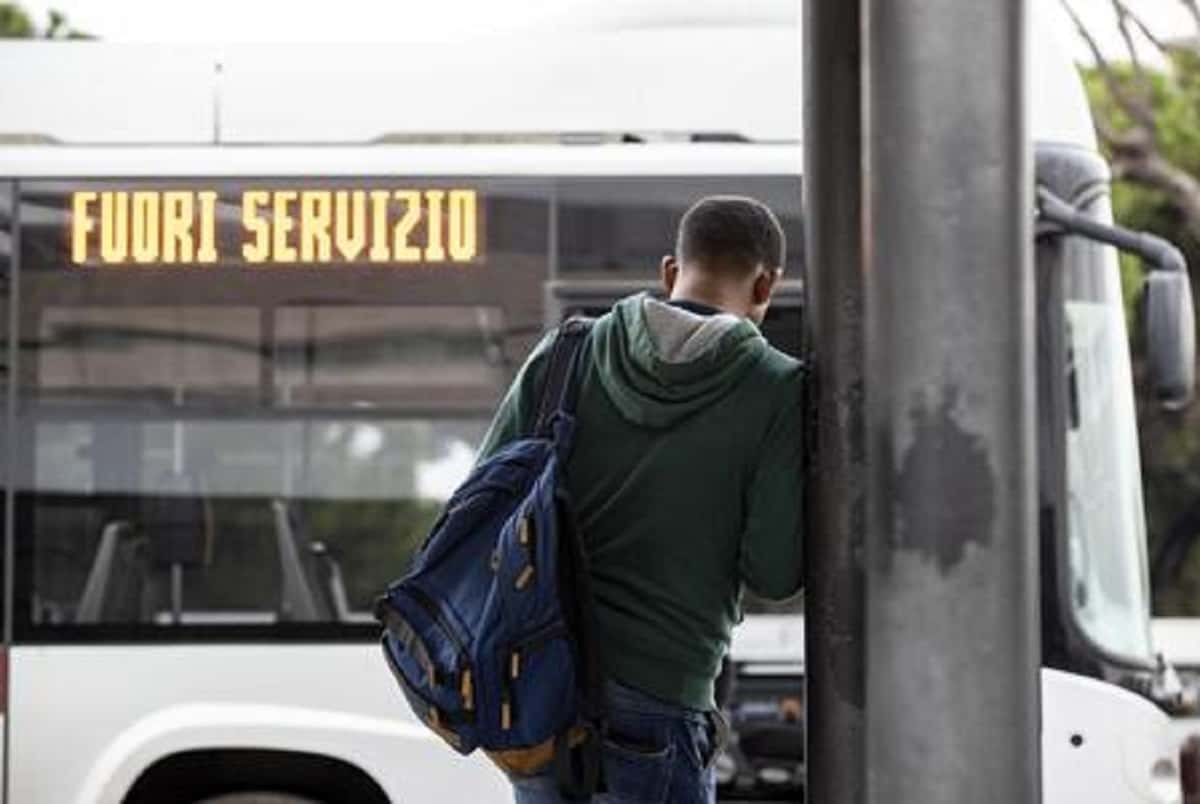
[122, 748, 389, 804]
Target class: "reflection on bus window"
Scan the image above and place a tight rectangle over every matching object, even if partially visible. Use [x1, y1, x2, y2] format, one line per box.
[15, 175, 806, 635]
[30, 417, 488, 626]
[36, 306, 261, 403]
[1064, 300, 1153, 659]
[21, 300, 503, 627]
[274, 305, 507, 408]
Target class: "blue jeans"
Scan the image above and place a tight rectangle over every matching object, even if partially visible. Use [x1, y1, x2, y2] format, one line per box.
[511, 680, 719, 804]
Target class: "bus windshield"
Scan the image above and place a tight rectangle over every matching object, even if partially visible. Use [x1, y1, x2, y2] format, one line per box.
[1062, 197, 1155, 663]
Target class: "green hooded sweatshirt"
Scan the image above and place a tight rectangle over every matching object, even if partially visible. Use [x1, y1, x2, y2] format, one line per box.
[478, 293, 804, 710]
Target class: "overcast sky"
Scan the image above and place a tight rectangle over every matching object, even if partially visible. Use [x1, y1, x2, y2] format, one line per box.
[12, 0, 1195, 53]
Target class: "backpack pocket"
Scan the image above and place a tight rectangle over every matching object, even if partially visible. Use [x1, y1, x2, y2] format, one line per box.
[417, 482, 518, 573]
[376, 585, 479, 753]
[496, 621, 576, 748]
[497, 493, 562, 626]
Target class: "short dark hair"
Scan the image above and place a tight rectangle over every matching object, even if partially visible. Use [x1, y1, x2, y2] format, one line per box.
[675, 195, 786, 275]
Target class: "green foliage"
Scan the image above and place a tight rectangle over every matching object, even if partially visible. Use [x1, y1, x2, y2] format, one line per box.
[0, 2, 34, 37]
[1083, 54, 1200, 615]
[306, 498, 441, 609]
[0, 2, 91, 39]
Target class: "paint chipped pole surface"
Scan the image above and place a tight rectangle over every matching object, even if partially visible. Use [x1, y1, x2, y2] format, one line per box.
[801, 0, 1042, 802]
[861, 0, 1039, 801]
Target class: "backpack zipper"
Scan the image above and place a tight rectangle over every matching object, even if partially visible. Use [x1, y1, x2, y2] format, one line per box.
[419, 484, 512, 559]
[405, 585, 475, 713]
[514, 513, 536, 590]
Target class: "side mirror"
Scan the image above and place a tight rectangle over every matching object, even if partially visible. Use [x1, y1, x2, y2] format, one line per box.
[1036, 186, 1196, 410]
[1144, 268, 1196, 410]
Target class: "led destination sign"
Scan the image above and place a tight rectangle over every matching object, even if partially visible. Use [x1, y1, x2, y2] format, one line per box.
[69, 187, 480, 266]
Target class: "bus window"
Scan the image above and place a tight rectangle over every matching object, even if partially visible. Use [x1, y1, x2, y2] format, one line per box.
[556, 176, 804, 280]
[12, 175, 802, 636]
[14, 178, 551, 636]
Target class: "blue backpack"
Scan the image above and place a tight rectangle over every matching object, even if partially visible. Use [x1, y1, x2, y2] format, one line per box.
[374, 318, 604, 798]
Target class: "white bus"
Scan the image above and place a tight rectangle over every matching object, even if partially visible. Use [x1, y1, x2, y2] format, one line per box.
[0, 2, 1189, 802]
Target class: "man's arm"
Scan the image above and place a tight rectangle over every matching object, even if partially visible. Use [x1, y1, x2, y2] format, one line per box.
[476, 330, 557, 461]
[739, 373, 805, 600]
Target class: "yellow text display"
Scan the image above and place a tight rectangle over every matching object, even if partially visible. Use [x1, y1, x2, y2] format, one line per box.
[69, 187, 480, 267]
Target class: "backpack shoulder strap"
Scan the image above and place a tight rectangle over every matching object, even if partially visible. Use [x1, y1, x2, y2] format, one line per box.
[533, 317, 594, 437]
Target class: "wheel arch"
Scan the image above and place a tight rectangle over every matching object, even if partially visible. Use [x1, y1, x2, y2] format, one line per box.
[121, 747, 390, 804]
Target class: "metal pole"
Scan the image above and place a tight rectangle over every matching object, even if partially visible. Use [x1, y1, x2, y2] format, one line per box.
[802, 1, 865, 802]
[861, 2, 1039, 802]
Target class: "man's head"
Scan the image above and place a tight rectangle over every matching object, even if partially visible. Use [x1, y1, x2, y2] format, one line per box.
[661, 195, 786, 324]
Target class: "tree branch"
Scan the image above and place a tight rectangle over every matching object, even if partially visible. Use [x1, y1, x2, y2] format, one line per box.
[1114, 0, 1167, 54]
[1113, 151, 1200, 245]
[1181, 0, 1200, 36]
[1113, 0, 1148, 82]
[1094, 114, 1152, 153]
[1061, 0, 1158, 132]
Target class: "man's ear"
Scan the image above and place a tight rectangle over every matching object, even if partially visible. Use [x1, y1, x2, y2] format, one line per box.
[660, 255, 679, 295]
[752, 267, 782, 306]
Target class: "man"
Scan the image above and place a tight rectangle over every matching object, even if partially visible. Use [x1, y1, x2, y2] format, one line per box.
[479, 196, 803, 803]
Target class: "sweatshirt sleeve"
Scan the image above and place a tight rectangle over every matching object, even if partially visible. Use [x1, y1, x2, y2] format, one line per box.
[739, 370, 805, 600]
[475, 330, 557, 462]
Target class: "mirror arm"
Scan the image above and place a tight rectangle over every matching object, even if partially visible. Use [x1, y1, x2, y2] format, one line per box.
[1036, 186, 1186, 273]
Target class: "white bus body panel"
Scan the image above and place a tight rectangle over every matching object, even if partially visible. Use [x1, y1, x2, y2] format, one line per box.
[1043, 668, 1182, 804]
[215, 30, 799, 145]
[0, 44, 217, 144]
[0, 0, 1087, 149]
[10, 644, 507, 804]
[0, 143, 800, 179]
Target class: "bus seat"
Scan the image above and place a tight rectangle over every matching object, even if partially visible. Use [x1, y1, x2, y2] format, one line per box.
[308, 541, 373, 624]
[141, 474, 213, 570]
[137, 471, 215, 624]
[271, 499, 333, 622]
[75, 521, 132, 623]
